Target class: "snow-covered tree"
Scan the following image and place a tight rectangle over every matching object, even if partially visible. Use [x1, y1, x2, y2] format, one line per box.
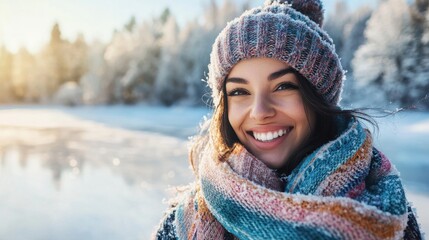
[152, 0, 243, 106]
[323, 1, 350, 55]
[2, 1, 263, 106]
[53, 81, 82, 106]
[95, 0, 244, 106]
[323, 1, 373, 72]
[79, 41, 109, 104]
[67, 34, 88, 84]
[323, 1, 373, 105]
[154, 15, 184, 105]
[124, 16, 137, 32]
[403, 0, 429, 108]
[103, 11, 169, 104]
[352, 0, 422, 108]
[341, 7, 373, 72]
[47, 23, 69, 89]
[339, 7, 373, 105]
[176, 0, 243, 106]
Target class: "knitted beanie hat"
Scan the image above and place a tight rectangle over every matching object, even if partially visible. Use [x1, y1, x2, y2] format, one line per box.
[207, 0, 344, 106]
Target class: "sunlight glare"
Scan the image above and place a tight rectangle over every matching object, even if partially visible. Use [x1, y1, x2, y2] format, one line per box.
[112, 158, 121, 166]
[69, 157, 78, 167]
[0, 0, 52, 53]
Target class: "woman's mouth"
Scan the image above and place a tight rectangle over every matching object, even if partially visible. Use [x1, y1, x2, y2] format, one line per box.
[248, 127, 293, 143]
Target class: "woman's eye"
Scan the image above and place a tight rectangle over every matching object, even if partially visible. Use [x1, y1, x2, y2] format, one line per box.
[227, 88, 249, 96]
[275, 82, 299, 91]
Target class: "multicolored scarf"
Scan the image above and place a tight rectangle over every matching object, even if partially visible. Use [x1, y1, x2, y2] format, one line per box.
[172, 119, 417, 239]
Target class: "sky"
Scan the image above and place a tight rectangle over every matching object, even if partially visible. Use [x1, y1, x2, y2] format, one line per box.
[0, 0, 376, 53]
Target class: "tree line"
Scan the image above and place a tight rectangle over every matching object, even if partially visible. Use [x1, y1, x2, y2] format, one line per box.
[0, 0, 428, 109]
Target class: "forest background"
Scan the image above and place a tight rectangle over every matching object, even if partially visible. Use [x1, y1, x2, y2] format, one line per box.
[1, 0, 428, 110]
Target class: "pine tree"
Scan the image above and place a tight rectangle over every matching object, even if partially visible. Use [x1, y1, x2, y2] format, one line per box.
[11, 48, 36, 101]
[49, 23, 68, 86]
[38, 22, 71, 100]
[0, 45, 14, 102]
[124, 16, 137, 32]
[155, 15, 185, 106]
[69, 34, 88, 83]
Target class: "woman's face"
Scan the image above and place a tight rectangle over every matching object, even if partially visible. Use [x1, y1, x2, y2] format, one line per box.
[226, 58, 315, 169]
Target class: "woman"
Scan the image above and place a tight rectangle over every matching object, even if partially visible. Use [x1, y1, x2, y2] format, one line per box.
[153, 0, 422, 239]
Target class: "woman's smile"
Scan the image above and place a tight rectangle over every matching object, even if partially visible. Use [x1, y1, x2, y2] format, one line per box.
[226, 58, 315, 169]
[250, 127, 291, 142]
[246, 126, 292, 148]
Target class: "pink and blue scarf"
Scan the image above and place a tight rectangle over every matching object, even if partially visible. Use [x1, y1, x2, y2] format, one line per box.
[170, 119, 420, 239]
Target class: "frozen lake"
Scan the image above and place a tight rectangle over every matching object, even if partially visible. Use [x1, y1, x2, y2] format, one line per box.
[0, 105, 428, 239]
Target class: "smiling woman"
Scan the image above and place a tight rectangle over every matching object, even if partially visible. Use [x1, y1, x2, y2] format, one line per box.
[153, 0, 422, 239]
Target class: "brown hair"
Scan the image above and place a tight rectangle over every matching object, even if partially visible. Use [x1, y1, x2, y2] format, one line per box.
[208, 85, 239, 159]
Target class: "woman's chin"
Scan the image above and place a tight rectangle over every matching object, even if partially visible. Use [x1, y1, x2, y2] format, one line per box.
[258, 155, 286, 169]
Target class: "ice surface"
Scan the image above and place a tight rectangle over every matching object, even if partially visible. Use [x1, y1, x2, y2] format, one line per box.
[0, 105, 427, 239]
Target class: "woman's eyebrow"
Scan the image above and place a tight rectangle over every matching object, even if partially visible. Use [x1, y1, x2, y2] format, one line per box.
[225, 67, 296, 84]
[268, 67, 296, 81]
[225, 77, 248, 84]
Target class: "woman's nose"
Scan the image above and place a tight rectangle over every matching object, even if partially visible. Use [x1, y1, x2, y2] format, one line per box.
[250, 95, 275, 121]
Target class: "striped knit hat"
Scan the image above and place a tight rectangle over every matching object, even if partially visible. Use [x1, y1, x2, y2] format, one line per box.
[208, 0, 344, 106]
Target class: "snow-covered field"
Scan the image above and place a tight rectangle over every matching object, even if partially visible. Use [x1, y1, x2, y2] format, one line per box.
[0, 105, 427, 239]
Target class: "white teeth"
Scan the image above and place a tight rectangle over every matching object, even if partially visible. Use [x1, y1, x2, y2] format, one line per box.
[273, 131, 279, 138]
[253, 129, 288, 142]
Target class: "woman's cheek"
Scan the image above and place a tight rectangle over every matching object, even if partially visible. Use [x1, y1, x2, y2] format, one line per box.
[228, 100, 248, 132]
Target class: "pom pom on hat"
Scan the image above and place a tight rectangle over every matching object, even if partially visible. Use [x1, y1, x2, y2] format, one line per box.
[264, 0, 324, 26]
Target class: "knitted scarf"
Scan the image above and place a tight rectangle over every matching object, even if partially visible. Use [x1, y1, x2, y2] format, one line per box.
[174, 119, 411, 239]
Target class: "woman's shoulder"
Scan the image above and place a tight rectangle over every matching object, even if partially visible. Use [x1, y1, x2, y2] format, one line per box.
[152, 207, 178, 240]
[152, 183, 197, 240]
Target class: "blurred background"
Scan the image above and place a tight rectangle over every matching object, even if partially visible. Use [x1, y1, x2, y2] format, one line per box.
[0, 0, 428, 239]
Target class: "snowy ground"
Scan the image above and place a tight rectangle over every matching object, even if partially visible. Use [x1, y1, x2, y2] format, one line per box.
[0, 105, 427, 239]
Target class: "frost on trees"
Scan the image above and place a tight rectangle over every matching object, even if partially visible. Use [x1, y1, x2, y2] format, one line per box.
[323, 1, 350, 59]
[102, 14, 169, 104]
[154, 15, 184, 106]
[403, 0, 429, 109]
[79, 42, 110, 104]
[153, 0, 242, 106]
[341, 7, 373, 105]
[4, 23, 90, 104]
[323, 1, 372, 105]
[1, 1, 261, 106]
[341, 7, 372, 72]
[40, 23, 87, 103]
[353, 0, 429, 108]
[53, 81, 83, 106]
